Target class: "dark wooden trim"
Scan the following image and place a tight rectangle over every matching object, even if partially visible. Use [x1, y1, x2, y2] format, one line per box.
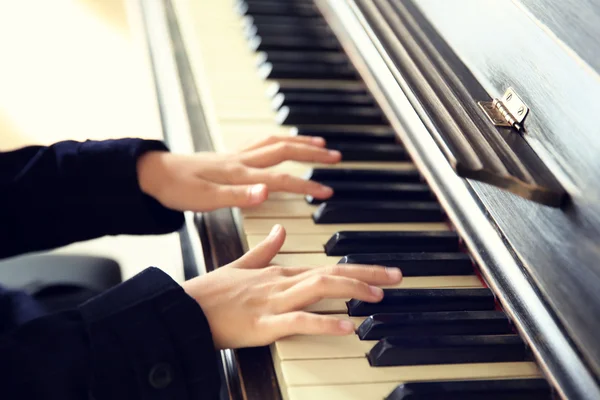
[161, 1, 282, 399]
[317, 0, 600, 398]
[352, 0, 565, 207]
[409, 0, 600, 386]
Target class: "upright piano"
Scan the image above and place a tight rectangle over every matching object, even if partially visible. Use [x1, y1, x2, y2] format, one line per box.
[141, 0, 600, 399]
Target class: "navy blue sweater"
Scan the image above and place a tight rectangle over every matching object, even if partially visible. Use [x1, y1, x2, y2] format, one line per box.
[0, 139, 220, 399]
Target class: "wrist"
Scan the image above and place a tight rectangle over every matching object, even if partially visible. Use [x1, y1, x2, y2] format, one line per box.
[136, 150, 169, 198]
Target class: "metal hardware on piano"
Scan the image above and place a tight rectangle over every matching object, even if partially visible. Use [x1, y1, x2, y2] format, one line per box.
[141, 0, 600, 398]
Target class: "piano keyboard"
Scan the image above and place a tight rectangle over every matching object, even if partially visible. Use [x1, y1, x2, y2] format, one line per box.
[171, 0, 552, 398]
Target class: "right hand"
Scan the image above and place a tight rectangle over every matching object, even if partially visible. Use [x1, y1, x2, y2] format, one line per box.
[181, 225, 403, 349]
[137, 135, 341, 212]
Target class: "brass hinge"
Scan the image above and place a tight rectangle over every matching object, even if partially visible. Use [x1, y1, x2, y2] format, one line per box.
[478, 87, 529, 131]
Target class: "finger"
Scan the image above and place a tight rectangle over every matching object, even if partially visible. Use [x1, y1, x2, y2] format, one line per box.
[162, 176, 266, 212]
[246, 169, 334, 199]
[260, 312, 355, 341]
[215, 183, 268, 208]
[242, 135, 326, 152]
[240, 142, 341, 168]
[280, 264, 402, 290]
[274, 275, 385, 313]
[181, 179, 268, 211]
[230, 224, 286, 269]
[312, 264, 402, 285]
[196, 163, 334, 199]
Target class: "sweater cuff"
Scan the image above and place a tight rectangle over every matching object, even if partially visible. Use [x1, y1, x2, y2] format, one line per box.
[76, 138, 184, 235]
[79, 267, 220, 400]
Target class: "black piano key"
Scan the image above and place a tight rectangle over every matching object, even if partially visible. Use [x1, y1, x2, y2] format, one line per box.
[325, 231, 459, 256]
[386, 379, 552, 400]
[271, 91, 374, 109]
[326, 142, 408, 162]
[240, 0, 315, 7]
[249, 35, 340, 52]
[259, 61, 357, 81]
[357, 311, 511, 340]
[346, 288, 495, 316]
[306, 182, 432, 205]
[241, 0, 315, 3]
[241, 15, 326, 29]
[293, 126, 396, 143]
[244, 23, 332, 42]
[307, 168, 420, 183]
[313, 201, 443, 224]
[257, 51, 350, 68]
[277, 105, 385, 126]
[368, 335, 526, 367]
[242, 0, 315, 3]
[339, 253, 472, 276]
[236, 1, 320, 18]
[268, 83, 367, 96]
[241, 11, 332, 34]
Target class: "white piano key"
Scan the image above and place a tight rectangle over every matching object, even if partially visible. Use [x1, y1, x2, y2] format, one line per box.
[278, 358, 541, 387]
[286, 382, 398, 400]
[243, 218, 448, 234]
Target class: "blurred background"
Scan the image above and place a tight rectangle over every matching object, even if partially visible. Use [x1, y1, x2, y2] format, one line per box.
[0, 0, 184, 284]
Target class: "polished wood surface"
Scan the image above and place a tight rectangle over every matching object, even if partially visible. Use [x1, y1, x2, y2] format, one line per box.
[355, 0, 566, 207]
[316, 0, 600, 397]
[414, 0, 600, 377]
[518, 0, 600, 73]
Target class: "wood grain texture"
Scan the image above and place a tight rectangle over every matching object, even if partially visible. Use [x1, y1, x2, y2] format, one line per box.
[355, 0, 566, 206]
[414, 0, 600, 379]
[516, 0, 600, 74]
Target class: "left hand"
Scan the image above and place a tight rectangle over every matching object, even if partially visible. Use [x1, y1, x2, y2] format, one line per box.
[137, 135, 341, 212]
[182, 225, 402, 349]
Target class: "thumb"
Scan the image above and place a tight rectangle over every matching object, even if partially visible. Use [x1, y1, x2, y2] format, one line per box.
[233, 225, 286, 269]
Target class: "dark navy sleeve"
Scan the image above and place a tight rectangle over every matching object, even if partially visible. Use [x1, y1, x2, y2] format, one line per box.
[0, 267, 221, 400]
[0, 139, 184, 259]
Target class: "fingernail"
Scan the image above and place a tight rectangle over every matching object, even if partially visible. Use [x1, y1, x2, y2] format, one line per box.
[311, 137, 325, 145]
[269, 224, 281, 237]
[338, 319, 355, 333]
[249, 184, 266, 202]
[317, 185, 334, 197]
[328, 150, 341, 158]
[386, 267, 402, 280]
[370, 286, 384, 298]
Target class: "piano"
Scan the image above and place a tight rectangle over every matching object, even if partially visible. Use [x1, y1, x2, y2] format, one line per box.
[140, 0, 600, 399]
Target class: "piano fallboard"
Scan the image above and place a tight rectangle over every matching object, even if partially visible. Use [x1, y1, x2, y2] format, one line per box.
[319, 0, 600, 398]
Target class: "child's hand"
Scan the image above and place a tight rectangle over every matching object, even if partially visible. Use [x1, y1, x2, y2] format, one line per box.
[137, 136, 341, 211]
[182, 225, 402, 349]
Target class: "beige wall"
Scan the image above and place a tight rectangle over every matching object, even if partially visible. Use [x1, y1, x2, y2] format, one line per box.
[0, 0, 162, 149]
[0, 0, 184, 282]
